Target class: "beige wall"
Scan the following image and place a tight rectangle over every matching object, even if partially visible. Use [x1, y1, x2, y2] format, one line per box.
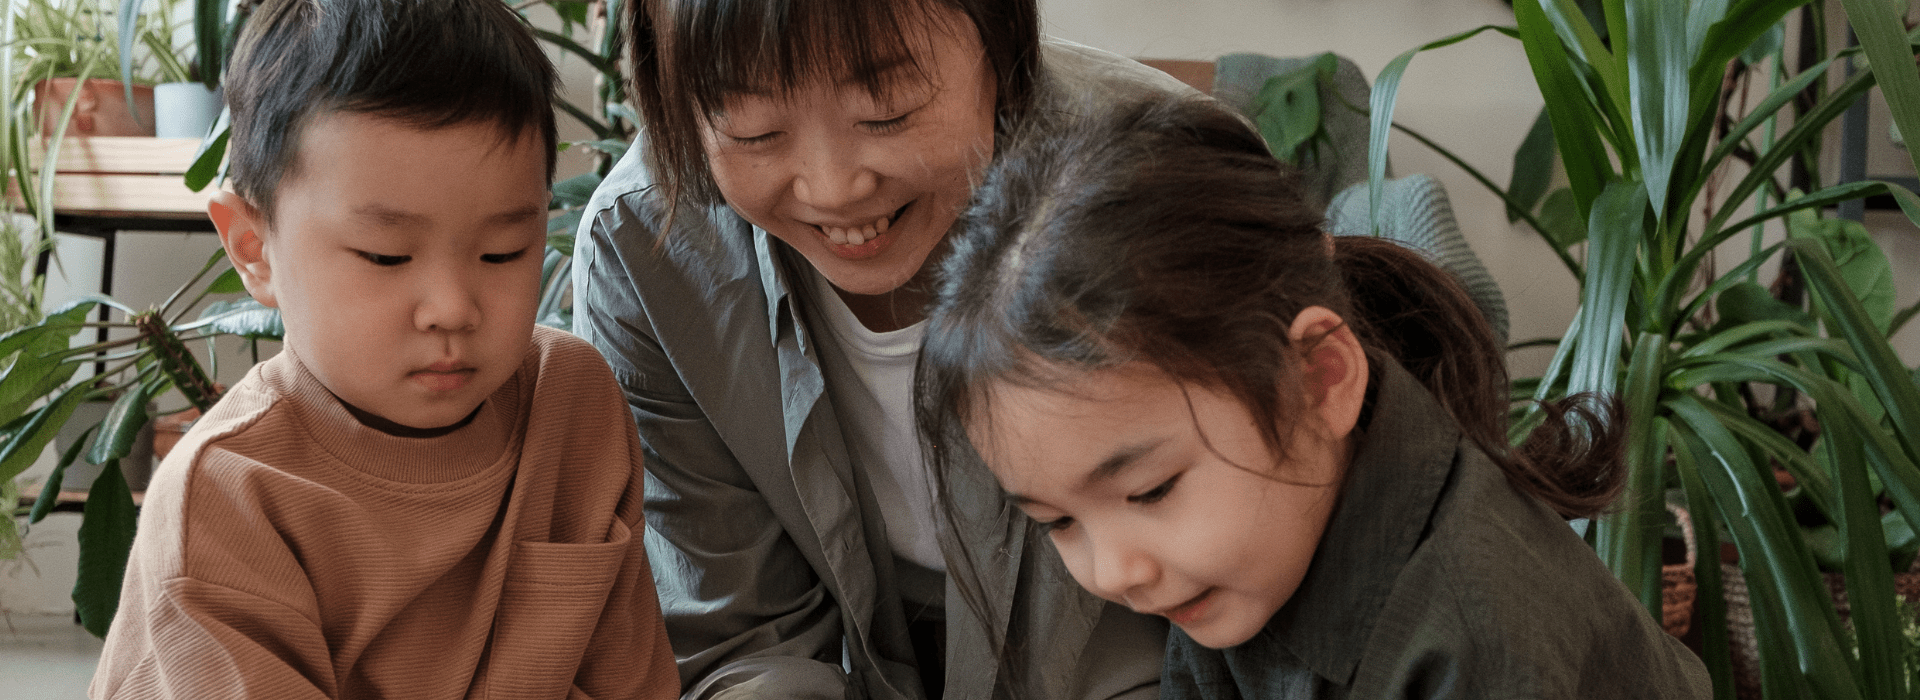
[1038, 0, 1920, 375]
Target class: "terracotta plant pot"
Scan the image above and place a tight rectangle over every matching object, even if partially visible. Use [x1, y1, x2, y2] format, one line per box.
[34, 78, 156, 137]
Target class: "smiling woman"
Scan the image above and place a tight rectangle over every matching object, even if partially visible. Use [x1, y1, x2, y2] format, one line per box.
[571, 0, 1196, 698]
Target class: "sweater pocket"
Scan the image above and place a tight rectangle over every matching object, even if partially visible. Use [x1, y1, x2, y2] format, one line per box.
[471, 522, 630, 700]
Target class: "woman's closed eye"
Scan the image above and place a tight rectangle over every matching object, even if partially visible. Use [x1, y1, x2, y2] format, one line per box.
[1127, 473, 1182, 505]
[859, 114, 911, 135]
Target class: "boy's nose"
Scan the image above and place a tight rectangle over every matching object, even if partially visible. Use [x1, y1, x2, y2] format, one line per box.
[791, 143, 878, 211]
[414, 278, 481, 333]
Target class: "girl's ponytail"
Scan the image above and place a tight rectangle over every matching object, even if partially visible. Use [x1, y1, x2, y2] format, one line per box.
[1334, 236, 1625, 518]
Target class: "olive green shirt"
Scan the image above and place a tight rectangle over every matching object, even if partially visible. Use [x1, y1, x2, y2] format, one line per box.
[1162, 363, 1711, 699]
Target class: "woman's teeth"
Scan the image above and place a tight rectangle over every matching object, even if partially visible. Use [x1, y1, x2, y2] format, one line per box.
[821, 215, 891, 246]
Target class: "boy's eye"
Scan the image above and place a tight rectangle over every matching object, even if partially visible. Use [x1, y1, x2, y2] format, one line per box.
[481, 249, 528, 264]
[1126, 473, 1182, 505]
[357, 251, 410, 266]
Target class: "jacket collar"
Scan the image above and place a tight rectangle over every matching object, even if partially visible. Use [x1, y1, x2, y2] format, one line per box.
[1265, 359, 1461, 684]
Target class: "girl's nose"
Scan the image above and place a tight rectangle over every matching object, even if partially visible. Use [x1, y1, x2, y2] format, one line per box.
[1084, 534, 1160, 603]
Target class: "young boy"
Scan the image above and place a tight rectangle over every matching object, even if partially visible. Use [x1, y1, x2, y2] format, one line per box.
[90, 1, 678, 698]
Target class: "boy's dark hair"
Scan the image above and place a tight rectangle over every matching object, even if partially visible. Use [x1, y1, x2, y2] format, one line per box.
[225, 0, 559, 221]
[626, 0, 1039, 208]
[916, 96, 1626, 669]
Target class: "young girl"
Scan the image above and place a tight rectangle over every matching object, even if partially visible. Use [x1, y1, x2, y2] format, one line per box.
[574, 1, 1189, 698]
[916, 96, 1713, 699]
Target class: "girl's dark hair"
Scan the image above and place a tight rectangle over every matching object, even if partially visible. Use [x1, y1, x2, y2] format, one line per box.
[626, 0, 1039, 208]
[915, 96, 1625, 662]
[225, 0, 559, 221]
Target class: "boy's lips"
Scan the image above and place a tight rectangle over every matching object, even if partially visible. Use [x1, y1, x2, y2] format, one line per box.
[411, 362, 475, 391]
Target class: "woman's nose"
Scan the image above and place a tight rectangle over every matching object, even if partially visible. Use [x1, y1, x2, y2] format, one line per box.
[791, 141, 879, 211]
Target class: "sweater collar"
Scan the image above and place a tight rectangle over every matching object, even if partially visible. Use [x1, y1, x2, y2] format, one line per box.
[260, 344, 523, 485]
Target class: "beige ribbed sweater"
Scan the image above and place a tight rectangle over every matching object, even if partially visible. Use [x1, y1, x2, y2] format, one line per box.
[92, 326, 679, 700]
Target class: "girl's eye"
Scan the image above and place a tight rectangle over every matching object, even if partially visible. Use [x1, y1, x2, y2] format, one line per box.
[1037, 516, 1075, 534]
[357, 251, 410, 267]
[1127, 473, 1182, 505]
[860, 114, 910, 134]
[481, 249, 528, 264]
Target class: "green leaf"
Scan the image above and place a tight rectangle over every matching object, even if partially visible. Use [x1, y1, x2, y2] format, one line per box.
[573, 138, 630, 160]
[184, 121, 230, 193]
[1623, 0, 1691, 221]
[1596, 332, 1668, 619]
[1792, 237, 1920, 500]
[1567, 179, 1646, 397]
[73, 460, 136, 639]
[551, 171, 602, 210]
[87, 380, 152, 466]
[0, 386, 88, 486]
[1367, 24, 1521, 235]
[195, 0, 229, 89]
[1788, 208, 1894, 334]
[1251, 54, 1334, 166]
[181, 299, 282, 340]
[1513, 0, 1614, 219]
[1667, 401, 1859, 700]
[1738, 20, 1785, 67]
[1822, 399, 1905, 699]
[205, 268, 245, 295]
[1507, 108, 1557, 223]
[1839, 0, 1920, 184]
[28, 425, 94, 524]
[1535, 187, 1588, 249]
[1714, 282, 1813, 331]
[548, 208, 584, 237]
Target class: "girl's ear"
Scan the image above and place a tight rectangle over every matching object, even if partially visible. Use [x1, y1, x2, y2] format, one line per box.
[209, 190, 278, 309]
[1289, 306, 1368, 439]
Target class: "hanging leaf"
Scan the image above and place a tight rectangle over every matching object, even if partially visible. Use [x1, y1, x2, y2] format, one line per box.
[1507, 108, 1557, 223]
[184, 299, 283, 340]
[28, 425, 95, 524]
[551, 171, 602, 210]
[87, 379, 152, 466]
[1714, 282, 1813, 331]
[73, 460, 136, 639]
[1535, 187, 1588, 249]
[205, 267, 245, 295]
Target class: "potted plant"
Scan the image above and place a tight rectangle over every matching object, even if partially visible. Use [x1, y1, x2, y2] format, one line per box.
[1368, 0, 1920, 697]
[12, 0, 190, 137]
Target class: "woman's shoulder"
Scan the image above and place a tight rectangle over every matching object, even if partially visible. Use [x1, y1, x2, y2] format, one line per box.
[1032, 37, 1204, 120]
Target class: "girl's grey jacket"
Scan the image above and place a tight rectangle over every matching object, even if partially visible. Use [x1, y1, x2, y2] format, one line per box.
[572, 39, 1190, 700]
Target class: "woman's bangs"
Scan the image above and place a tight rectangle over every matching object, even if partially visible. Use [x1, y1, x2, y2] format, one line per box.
[667, 0, 944, 115]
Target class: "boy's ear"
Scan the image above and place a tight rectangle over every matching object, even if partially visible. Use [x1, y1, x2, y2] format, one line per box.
[208, 190, 278, 309]
[1288, 306, 1368, 440]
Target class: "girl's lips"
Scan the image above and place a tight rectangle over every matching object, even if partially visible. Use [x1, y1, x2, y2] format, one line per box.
[1160, 589, 1214, 626]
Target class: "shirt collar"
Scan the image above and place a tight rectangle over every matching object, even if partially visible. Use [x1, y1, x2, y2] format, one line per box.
[1265, 358, 1462, 684]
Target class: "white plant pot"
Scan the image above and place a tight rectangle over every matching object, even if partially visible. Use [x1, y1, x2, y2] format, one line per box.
[153, 82, 223, 139]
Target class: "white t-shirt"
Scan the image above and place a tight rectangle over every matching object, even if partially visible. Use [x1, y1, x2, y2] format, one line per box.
[808, 270, 945, 572]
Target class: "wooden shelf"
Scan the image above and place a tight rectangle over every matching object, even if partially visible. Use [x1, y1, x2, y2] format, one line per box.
[11, 136, 211, 219]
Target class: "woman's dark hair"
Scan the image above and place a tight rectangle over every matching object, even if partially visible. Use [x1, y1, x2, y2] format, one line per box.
[224, 0, 558, 222]
[626, 0, 1039, 208]
[915, 95, 1625, 663]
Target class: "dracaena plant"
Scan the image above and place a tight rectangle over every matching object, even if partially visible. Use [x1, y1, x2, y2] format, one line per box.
[1369, 0, 1920, 697]
[0, 248, 275, 637]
